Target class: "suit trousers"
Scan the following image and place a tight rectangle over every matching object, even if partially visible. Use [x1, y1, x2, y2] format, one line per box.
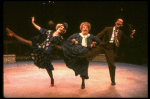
[86, 43, 116, 83]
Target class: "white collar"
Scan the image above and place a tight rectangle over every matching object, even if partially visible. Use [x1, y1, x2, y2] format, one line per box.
[79, 33, 90, 38]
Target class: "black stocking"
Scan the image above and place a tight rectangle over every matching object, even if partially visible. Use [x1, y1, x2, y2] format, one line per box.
[46, 68, 54, 87]
[81, 77, 85, 89]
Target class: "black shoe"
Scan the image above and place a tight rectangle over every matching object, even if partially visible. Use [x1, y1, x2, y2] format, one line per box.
[81, 84, 85, 89]
[111, 82, 116, 85]
[49, 79, 54, 87]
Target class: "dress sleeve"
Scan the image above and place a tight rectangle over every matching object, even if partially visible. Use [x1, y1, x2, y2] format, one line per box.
[92, 34, 101, 43]
[40, 28, 47, 35]
[87, 34, 101, 48]
[66, 33, 78, 46]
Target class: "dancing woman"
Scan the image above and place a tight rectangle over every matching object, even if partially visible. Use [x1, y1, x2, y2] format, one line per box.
[6, 16, 68, 87]
[62, 22, 101, 89]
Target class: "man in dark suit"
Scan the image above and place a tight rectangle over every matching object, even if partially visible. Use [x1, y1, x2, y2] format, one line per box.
[79, 18, 136, 85]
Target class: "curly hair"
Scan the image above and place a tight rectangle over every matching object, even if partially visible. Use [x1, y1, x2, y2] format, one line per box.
[80, 22, 91, 32]
[55, 23, 66, 33]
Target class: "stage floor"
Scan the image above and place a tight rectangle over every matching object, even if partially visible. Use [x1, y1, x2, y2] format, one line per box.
[3, 60, 148, 98]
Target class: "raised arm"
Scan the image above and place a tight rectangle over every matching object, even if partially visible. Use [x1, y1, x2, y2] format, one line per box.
[31, 16, 41, 31]
[122, 29, 136, 39]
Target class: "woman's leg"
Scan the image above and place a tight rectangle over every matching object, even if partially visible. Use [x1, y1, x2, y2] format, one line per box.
[6, 27, 32, 47]
[46, 68, 54, 87]
[81, 77, 85, 89]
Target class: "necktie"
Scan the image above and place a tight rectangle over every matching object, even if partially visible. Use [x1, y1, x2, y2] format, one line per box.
[114, 30, 119, 47]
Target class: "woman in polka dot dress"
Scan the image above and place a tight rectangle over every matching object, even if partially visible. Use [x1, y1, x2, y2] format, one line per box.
[6, 16, 68, 87]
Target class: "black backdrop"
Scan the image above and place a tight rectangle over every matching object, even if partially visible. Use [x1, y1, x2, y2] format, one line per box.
[3, 1, 148, 65]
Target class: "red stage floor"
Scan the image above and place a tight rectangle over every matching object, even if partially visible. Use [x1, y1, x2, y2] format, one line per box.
[3, 60, 148, 98]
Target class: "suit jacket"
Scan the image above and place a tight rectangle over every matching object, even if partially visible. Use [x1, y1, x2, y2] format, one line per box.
[98, 26, 132, 45]
[96, 27, 123, 47]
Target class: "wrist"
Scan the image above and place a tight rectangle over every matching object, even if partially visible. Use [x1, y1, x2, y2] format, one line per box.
[32, 21, 35, 24]
[130, 35, 133, 38]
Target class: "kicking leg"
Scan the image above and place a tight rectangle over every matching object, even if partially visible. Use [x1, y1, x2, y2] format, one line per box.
[6, 27, 32, 47]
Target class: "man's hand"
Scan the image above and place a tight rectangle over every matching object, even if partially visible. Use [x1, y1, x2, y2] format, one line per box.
[131, 29, 136, 36]
[91, 41, 97, 48]
[130, 29, 136, 38]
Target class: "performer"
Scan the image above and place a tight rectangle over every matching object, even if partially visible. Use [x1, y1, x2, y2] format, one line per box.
[6, 16, 68, 87]
[78, 18, 136, 85]
[61, 22, 101, 89]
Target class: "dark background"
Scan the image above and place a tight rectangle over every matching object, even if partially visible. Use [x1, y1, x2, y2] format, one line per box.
[3, 1, 148, 65]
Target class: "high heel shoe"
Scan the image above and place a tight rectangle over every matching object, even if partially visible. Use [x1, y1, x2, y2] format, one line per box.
[6, 27, 14, 37]
[50, 84, 54, 87]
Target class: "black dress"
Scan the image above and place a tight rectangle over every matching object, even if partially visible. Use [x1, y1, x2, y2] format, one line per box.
[62, 33, 101, 79]
[27, 28, 63, 71]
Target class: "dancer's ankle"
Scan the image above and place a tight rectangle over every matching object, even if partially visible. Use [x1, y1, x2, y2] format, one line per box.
[51, 78, 54, 84]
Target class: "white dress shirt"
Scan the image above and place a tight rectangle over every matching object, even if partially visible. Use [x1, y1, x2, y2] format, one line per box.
[109, 27, 118, 43]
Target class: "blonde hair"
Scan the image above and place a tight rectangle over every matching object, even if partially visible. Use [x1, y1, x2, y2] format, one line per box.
[80, 22, 91, 32]
[55, 23, 66, 33]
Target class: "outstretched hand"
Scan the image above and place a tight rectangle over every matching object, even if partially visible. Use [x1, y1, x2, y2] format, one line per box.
[130, 29, 136, 38]
[31, 16, 35, 23]
[131, 29, 136, 35]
